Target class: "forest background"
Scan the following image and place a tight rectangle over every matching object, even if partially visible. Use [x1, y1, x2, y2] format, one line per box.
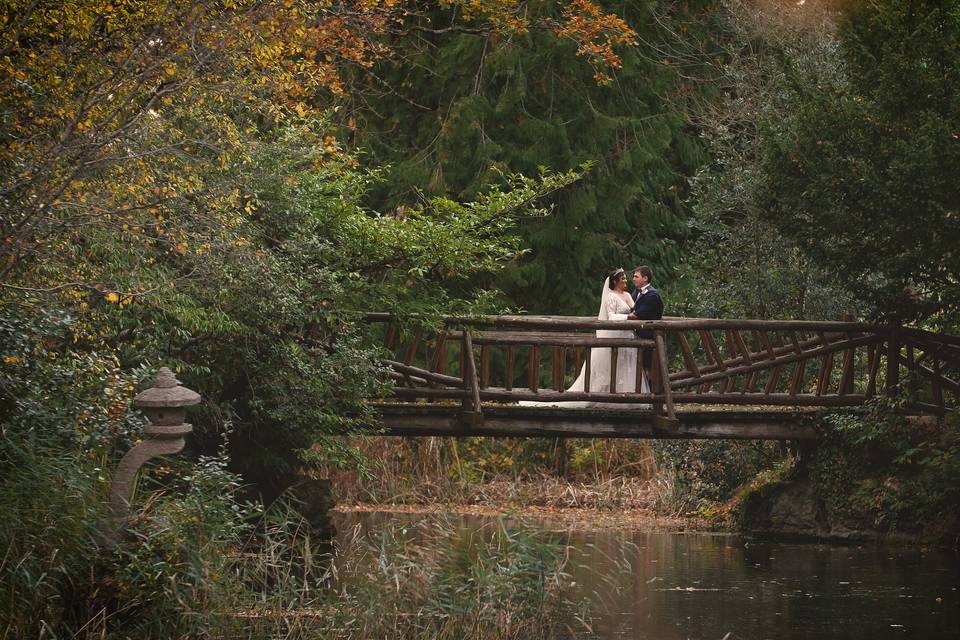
[2, 0, 959, 636]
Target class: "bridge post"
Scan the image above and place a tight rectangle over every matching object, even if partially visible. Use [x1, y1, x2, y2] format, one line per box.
[886, 324, 900, 398]
[650, 354, 662, 415]
[460, 329, 483, 427]
[654, 331, 679, 432]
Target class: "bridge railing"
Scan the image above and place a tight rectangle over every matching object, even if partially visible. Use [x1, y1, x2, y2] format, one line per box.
[367, 313, 959, 422]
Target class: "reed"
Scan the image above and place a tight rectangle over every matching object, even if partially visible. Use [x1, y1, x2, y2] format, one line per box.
[237, 513, 587, 639]
[0, 437, 586, 639]
[323, 436, 657, 509]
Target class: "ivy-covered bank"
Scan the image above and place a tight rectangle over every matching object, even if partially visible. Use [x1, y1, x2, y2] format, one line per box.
[730, 403, 960, 544]
[649, 400, 960, 544]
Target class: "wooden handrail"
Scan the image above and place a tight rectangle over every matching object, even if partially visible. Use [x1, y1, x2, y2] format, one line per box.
[365, 312, 884, 333]
[369, 313, 958, 415]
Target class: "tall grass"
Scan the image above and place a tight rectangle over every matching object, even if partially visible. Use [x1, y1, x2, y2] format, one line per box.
[323, 436, 657, 510]
[0, 437, 107, 638]
[0, 436, 261, 638]
[0, 437, 586, 639]
[235, 513, 587, 639]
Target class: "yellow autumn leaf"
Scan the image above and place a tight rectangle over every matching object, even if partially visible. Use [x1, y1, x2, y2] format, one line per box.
[106, 292, 120, 303]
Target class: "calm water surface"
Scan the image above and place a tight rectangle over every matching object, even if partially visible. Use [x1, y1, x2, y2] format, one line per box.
[332, 511, 959, 640]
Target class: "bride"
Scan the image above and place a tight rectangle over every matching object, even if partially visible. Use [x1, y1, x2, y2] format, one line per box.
[520, 268, 650, 408]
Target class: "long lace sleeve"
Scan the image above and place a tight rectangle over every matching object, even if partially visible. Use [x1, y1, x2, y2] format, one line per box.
[606, 295, 630, 321]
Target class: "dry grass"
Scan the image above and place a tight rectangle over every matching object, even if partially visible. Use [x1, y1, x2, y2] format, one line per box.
[322, 436, 659, 511]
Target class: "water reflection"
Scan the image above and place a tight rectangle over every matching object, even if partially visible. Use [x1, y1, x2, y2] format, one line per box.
[332, 511, 959, 640]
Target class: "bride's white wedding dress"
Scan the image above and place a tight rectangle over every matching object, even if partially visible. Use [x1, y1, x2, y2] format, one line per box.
[520, 278, 650, 409]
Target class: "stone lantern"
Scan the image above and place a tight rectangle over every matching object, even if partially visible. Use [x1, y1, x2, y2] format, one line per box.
[134, 366, 200, 433]
[106, 367, 201, 538]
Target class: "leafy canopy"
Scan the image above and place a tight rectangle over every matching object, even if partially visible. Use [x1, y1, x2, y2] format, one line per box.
[755, 0, 960, 325]
[1, 0, 584, 491]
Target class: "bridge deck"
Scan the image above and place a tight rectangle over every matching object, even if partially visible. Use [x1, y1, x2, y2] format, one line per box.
[372, 403, 820, 440]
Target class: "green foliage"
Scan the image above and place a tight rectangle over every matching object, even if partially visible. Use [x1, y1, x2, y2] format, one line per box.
[752, 0, 960, 325]
[0, 421, 249, 636]
[0, 300, 148, 451]
[111, 454, 256, 636]
[2, 118, 581, 500]
[811, 400, 960, 535]
[676, 0, 858, 321]
[346, 1, 722, 314]
[651, 439, 786, 514]
[2, 432, 584, 638]
[0, 304, 128, 633]
[680, 0, 960, 325]
[2, 0, 588, 498]
[0, 438, 107, 635]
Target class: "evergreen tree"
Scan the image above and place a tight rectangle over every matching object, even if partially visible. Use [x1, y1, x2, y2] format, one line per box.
[343, 1, 719, 314]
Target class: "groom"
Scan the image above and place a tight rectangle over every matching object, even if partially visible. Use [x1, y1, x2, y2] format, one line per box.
[627, 265, 663, 369]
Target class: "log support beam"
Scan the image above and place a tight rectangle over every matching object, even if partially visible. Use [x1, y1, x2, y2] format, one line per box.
[372, 404, 819, 441]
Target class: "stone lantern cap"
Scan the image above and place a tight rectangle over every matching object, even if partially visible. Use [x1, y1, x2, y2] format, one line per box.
[134, 367, 201, 408]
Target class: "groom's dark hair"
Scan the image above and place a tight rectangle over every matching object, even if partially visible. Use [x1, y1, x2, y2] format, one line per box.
[634, 265, 653, 282]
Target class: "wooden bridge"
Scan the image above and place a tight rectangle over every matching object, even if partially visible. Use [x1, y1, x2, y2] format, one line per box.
[368, 314, 959, 440]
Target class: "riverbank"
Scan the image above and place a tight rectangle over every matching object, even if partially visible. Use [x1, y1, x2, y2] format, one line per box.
[321, 409, 960, 547]
[334, 501, 711, 533]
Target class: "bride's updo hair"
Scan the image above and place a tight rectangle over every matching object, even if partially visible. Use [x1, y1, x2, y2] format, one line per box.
[608, 268, 626, 289]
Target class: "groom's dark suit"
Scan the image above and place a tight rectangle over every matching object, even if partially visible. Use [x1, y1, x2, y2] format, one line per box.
[631, 285, 663, 368]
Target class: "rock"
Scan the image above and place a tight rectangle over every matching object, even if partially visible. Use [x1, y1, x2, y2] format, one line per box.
[739, 479, 825, 539]
[766, 481, 821, 533]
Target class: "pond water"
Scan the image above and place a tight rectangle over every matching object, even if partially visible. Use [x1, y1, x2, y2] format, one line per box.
[332, 510, 959, 640]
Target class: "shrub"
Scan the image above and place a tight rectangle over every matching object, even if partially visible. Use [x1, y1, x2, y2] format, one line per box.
[812, 399, 960, 535]
[651, 439, 787, 514]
